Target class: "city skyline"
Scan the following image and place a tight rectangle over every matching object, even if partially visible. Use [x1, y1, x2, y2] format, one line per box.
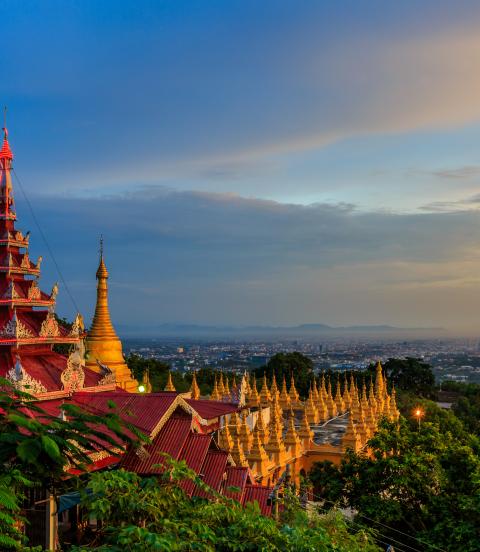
[3, 1, 480, 332]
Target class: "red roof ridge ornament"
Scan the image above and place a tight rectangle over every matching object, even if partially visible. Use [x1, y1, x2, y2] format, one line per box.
[0, 107, 13, 161]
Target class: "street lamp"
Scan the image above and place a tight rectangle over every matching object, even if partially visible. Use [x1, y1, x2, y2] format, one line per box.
[413, 407, 424, 429]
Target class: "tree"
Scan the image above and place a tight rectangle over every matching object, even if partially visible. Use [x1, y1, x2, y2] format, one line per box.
[69, 457, 380, 552]
[254, 352, 314, 398]
[309, 417, 480, 551]
[0, 378, 146, 550]
[382, 357, 435, 397]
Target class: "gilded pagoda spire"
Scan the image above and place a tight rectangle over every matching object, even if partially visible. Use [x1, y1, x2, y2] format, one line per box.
[270, 373, 280, 402]
[238, 412, 253, 451]
[85, 239, 137, 391]
[164, 371, 176, 392]
[231, 434, 247, 466]
[190, 371, 200, 400]
[247, 376, 260, 407]
[289, 374, 300, 406]
[259, 374, 272, 406]
[284, 410, 302, 459]
[279, 376, 291, 410]
[210, 375, 220, 401]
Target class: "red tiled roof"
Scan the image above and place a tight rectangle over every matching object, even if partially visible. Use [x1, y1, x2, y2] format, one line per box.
[193, 450, 229, 499]
[242, 485, 273, 516]
[121, 414, 192, 474]
[177, 433, 211, 497]
[223, 466, 250, 502]
[72, 392, 178, 434]
[186, 398, 239, 420]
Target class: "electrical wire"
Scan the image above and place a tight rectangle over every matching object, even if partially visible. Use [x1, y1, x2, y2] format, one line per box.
[12, 168, 80, 314]
[310, 492, 447, 552]
[311, 498, 421, 552]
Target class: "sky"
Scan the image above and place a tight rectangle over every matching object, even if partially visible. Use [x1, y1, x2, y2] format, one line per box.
[2, 1, 480, 334]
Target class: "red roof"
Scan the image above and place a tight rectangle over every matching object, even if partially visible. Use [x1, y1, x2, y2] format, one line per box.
[177, 433, 211, 496]
[223, 466, 250, 502]
[193, 450, 229, 499]
[242, 485, 273, 516]
[186, 398, 239, 420]
[121, 414, 192, 474]
[0, 349, 104, 392]
[72, 392, 178, 435]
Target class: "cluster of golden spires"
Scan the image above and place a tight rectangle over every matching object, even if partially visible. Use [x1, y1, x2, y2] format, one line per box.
[216, 362, 399, 482]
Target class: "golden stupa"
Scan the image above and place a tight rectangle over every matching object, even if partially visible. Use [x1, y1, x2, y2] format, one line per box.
[85, 242, 137, 391]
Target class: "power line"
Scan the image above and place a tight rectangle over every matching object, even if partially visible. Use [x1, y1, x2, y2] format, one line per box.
[310, 493, 446, 552]
[312, 497, 417, 552]
[12, 168, 80, 314]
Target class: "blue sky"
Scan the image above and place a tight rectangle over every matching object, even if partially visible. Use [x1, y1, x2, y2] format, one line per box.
[3, 1, 480, 333]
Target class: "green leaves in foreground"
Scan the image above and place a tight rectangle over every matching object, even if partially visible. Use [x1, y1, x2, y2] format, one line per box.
[69, 458, 380, 552]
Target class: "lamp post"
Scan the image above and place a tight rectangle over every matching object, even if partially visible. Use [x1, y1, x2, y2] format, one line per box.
[413, 407, 424, 429]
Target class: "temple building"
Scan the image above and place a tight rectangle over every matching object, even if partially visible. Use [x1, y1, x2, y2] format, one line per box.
[2, 122, 400, 547]
[0, 126, 117, 398]
[84, 245, 137, 391]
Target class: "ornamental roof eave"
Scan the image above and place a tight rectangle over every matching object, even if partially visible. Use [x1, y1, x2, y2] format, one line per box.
[0, 335, 82, 346]
[0, 298, 55, 308]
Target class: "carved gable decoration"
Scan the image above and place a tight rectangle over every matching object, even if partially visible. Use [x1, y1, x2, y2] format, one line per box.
[21, 253, 30, 269]
[40, 312, 60, 338]
[2, 281, 20, 300]
[0, 312, 34, 339]
[98, 371, 116, 386]
[61, 349, 85, 392]
[28, 280, 41, 300]
[6, 357, 47, 394]
[69, 313, 84, 337]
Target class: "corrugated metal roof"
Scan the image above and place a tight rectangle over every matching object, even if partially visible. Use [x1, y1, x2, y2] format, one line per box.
[242, 485, 273, 516]
[223, 466, 249, 502]
[193, 450, 229, 499]
[186, 399, 239, 420]
[177, 433, 211, 497]
[121, 414, 192, 474]
[72, 392, 178, 434]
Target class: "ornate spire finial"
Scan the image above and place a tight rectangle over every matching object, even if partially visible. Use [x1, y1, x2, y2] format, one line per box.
[99, 234, 104, 259]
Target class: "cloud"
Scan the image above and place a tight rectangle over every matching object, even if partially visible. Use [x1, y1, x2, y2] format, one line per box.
[6, 3, 480, 199]
[18, 188, 480, 331]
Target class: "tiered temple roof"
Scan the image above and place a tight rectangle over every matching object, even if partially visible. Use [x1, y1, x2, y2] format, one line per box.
[0, 127, 113, 398]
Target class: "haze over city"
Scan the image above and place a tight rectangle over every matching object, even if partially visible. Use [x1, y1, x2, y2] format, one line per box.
[3, 1, 480, 333]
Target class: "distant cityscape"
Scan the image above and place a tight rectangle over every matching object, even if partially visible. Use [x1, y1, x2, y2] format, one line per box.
[125, 337, 480, 384]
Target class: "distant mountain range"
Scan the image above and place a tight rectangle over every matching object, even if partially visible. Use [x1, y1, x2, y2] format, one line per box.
[118, 322, 444, 339]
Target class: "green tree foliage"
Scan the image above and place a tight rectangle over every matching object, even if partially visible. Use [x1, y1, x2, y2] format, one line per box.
[0, 378, 146, 550]
[254, 352, 314, 398]
[126, 355, 232, 395]
[70, 458, 379, 552]
[309, 417, 480, 552]
[441, 381, 480, 435]
[381, 357, 435, 397]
